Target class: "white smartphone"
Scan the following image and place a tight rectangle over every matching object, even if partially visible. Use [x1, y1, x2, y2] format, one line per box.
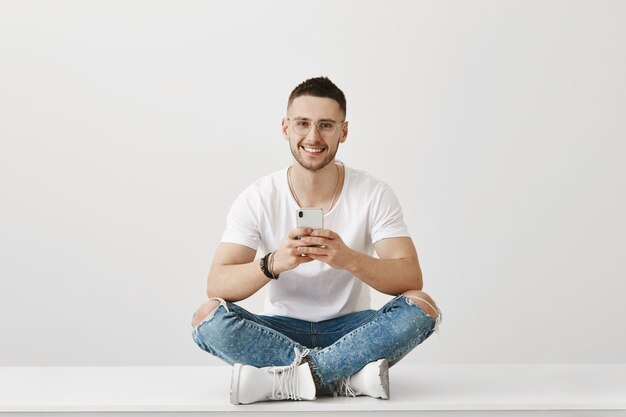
[296, 208, 324, 230]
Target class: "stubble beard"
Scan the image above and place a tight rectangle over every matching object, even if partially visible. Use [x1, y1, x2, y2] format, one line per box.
[289, 140, 338, 172]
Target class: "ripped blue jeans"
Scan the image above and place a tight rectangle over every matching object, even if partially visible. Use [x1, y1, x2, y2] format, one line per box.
[191, 295, 441, 390]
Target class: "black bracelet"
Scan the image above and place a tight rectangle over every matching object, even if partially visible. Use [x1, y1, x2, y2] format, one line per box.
[269, 252, 279, 279]
[260, 252, 277, 279]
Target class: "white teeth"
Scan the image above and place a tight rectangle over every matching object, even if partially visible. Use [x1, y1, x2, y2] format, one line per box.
[303, 147, 323, 153]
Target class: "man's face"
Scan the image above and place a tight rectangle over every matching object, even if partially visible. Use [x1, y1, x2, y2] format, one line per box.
[282, 95, 348, 172]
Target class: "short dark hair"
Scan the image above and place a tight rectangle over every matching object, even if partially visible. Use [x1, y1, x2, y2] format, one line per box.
[287, 76, 347, 119]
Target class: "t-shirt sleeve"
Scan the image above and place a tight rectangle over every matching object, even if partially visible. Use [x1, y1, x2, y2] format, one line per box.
[220, 186, 261, 250]
[370, 183, 411, 245]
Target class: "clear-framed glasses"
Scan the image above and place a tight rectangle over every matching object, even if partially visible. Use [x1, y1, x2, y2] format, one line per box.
[286, 118, 346, 138]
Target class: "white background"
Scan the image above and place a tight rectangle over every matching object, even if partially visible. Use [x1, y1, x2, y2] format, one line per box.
[1, 0, 624, 366]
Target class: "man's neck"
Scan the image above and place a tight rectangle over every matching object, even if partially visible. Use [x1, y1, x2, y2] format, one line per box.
[289, 161, 343, 209]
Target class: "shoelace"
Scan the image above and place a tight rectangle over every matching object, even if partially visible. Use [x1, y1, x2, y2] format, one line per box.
[267, 347, 311, 400]
[337, 375, 358, 397]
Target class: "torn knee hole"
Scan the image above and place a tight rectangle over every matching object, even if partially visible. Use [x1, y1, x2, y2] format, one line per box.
[192, 300, 222, 327]
[405, 296, 439, 319]
[192, 311, 211, 327]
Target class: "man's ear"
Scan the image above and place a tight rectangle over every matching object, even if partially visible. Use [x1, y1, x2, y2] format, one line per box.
[281, 118, 290, 140]
[340, 121, 349, 143]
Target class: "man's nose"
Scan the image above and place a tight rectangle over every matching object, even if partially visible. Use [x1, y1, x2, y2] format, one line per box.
[306, 123, 323, 140]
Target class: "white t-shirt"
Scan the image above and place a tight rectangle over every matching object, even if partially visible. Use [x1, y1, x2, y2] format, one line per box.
[221, 163, 410, 322]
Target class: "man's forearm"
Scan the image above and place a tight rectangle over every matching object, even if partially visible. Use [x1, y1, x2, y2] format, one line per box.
[347, 251, 423, 295]
[207, 261, 270, 302]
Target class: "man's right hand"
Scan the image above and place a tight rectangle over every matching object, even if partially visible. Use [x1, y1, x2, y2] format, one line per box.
[271, 228, 315, 275]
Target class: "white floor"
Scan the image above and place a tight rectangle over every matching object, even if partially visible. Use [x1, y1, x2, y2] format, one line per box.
[0, 364, 625, 416]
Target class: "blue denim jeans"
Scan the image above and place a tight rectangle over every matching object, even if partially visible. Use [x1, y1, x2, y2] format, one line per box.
[191, 295, 440, 390]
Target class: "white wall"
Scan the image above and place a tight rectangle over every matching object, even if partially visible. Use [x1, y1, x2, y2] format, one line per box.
[1, 0, 624, 366]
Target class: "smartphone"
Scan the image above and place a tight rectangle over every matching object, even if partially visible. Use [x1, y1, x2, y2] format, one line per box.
[296, 208, 324, 230]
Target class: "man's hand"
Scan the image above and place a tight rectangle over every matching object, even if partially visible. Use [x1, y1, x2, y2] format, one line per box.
[296, 229, 357, 270]
[271, 228, 315, 275]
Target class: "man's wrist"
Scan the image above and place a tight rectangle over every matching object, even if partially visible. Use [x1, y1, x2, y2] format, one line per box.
[260, 252, 278, 279]
[269, 252, 279, 279]
[344, 249, 364, 275]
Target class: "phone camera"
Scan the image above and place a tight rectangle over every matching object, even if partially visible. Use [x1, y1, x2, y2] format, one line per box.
[298, 211, 303, 218]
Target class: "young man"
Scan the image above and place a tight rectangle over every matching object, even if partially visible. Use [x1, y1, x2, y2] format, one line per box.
[191, 76, 441, 405]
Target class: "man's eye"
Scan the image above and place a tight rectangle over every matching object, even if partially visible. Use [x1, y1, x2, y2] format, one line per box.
[296, 121, 310, 127]
[319, 122, 334, 129]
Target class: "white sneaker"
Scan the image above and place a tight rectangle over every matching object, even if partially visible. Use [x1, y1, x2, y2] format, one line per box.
[337, 358, 390, 399]
[230, 348, 316, 405]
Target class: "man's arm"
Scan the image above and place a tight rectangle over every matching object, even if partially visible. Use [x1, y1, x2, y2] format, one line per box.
[206, 243, 268, 302]
[355, 236, 423, 294]
[298, 233, 423, 295]
[207, 227, 316, 302]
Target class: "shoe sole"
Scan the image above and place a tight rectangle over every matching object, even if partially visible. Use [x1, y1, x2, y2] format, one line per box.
[379, 359, 390, 400]
[230, 364, 242, 405]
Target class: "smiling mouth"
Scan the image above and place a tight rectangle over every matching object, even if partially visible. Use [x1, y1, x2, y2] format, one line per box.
[300, 145, 325, 154]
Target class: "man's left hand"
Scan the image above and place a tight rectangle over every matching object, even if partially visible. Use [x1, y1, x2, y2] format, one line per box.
[297, 229, 356, 270]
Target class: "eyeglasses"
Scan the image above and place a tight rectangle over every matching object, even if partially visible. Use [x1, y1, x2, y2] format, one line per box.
[286, 118, 345, 138]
